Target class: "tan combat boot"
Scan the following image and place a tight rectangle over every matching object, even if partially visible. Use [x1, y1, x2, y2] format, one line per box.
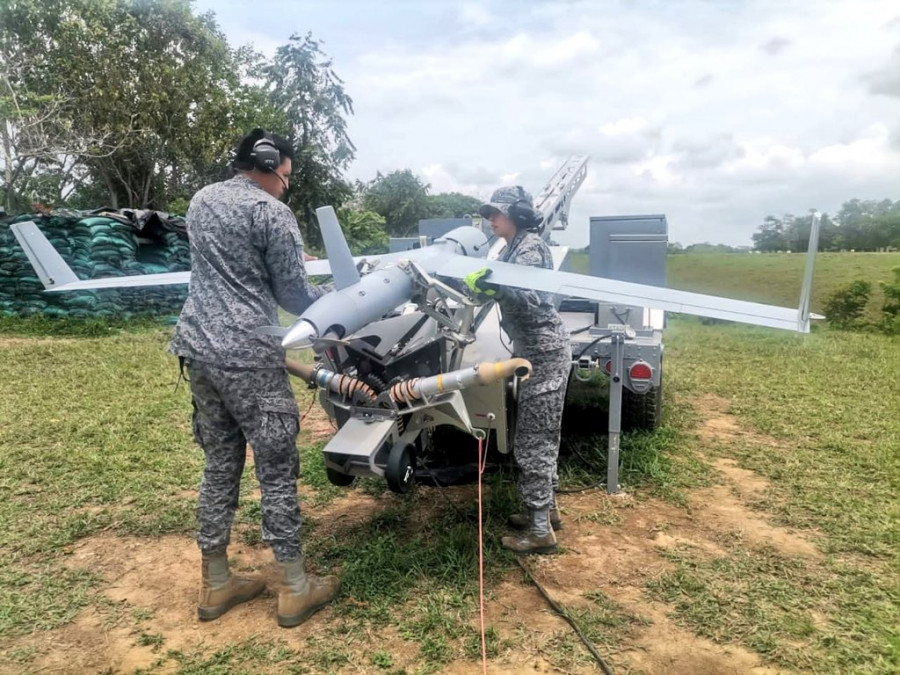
[501, 507, 558, 555]
[508, 507, 562, 531]
[198, 551, 265, 621]
[276, 558, 341, 628]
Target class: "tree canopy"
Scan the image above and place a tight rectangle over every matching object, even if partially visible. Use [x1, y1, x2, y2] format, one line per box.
[263, 32, 355, 248]
[752, 201, 900, 252]
[357, 169, 483, 237]
[0, 0, 354, 230]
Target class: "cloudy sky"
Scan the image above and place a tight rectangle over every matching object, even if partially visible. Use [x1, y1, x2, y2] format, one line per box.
[194, 0, 900, 246]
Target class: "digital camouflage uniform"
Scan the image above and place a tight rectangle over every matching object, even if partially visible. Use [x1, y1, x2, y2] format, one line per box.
[497, 230, 571, 511]
[169, 174, 325, 562]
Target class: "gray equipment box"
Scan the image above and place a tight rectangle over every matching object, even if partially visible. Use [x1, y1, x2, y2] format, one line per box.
[418, 218, 473, 241]
[389, 237, 420, 253]
[589, 215, 668, 288]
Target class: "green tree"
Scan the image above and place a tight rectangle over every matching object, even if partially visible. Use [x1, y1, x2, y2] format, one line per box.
[362, 169, 431, 236]
[263, 32, 355, 249]
[868, 209, 900, 250]
[426, 192, 482, 219]
[823, 280, 872, 330]
[0, 0, 270, 210]
[751, 216, 789, 252]
[335, 208, 389, 255]
[879, 267, 900, 334]
[835, 199, 898, 251]
[782, 212, 837, 252]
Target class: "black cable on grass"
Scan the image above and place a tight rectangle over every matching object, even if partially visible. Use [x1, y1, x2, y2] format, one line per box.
[559, 333, 619, 494]
[557, 444, 610, 494]
[414, 415, 495, 524]
[299, 394, 317, 425]
[415, 454, 467, 522]
[515, 557, 615, 675]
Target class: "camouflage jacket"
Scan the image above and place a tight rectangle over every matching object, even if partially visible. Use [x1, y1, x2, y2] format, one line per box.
[497, 231, 568, 354]
[169, 175, 325, 368]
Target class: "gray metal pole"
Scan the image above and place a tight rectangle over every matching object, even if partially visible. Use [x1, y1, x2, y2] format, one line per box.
[606, 334, 625, 494]
[797, 211, 822, 332]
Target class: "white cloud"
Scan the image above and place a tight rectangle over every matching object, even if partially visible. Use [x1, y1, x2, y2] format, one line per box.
[458, 3, 492, 28]
[197, 0, 900, 246]
[808, 126, 900, 176]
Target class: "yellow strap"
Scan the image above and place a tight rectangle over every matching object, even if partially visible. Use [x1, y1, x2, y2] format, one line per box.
[436, 373, 444, 393]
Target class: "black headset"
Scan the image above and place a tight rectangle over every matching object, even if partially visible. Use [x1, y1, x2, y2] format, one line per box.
[249, 134, 281, 171]
[506, 186, 544, 233]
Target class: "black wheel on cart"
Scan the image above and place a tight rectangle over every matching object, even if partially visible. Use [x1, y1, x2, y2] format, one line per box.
[386, 443, 416, 494]
[325, 466, 356, 487]
[622, 366, 663, 431]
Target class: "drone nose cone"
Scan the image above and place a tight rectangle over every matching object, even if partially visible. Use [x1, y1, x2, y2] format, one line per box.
[282, 319, 318, 349]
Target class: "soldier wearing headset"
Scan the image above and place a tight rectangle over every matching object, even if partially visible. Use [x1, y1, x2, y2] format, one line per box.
[465, 186, 572, 555]
[169, 128, 339, 626]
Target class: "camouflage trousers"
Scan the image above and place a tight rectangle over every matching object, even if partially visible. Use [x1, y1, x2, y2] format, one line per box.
[513, 345, 571, 510]
[185, 360, 302, 562]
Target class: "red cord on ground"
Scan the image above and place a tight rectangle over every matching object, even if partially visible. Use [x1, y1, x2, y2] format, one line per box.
[477, 435, 487, 675]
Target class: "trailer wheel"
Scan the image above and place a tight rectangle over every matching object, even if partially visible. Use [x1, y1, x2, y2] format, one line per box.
[386, 443, 416, 494]
[325, 466, 356, 487]
[622, 371, 663, 431]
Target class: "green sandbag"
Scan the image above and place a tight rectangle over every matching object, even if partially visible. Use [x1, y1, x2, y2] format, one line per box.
[80, 217, 117, 227]
[90, 264, 125, 276]
[60, 295, 98, 309]
[92, 234, 132, 248]
[91, 252, 125, 264]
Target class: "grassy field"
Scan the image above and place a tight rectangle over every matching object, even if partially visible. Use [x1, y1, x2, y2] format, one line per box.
[568, 250, 900, 323]
[0, 253, 897, 674]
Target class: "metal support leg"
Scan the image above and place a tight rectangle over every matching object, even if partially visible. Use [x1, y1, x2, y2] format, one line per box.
[606, 334, 625, 494]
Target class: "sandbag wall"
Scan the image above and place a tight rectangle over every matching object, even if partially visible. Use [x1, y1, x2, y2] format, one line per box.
[0, 212, 190, 318]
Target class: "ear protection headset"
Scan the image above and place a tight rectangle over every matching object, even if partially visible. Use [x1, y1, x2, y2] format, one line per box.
[506, 186, 544, 233]
[249, 133, 281, 171]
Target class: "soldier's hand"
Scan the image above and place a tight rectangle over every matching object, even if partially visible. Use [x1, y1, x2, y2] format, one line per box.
[464, 268, 502, 298]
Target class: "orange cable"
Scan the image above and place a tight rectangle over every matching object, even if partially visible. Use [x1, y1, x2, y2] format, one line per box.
[477, 435, 487, 674]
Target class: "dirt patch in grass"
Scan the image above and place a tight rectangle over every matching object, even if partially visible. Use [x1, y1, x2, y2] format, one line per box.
[694, 394, 781, 449]
[712, 457, 770, 499]
[512, 491, 788, 674]
[9, 535, 266, 673]
[691, 485, 821, 558]
[9, 487, 400, 674]
[625, 598, 789, 675]
[690, 395, 822, 559]
[305, 491, 387, 538]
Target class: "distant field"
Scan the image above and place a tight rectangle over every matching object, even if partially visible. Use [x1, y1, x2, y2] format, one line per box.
[566, 251, 900, 322]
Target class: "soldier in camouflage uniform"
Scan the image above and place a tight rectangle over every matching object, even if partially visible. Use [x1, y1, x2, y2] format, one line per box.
[465, 186, 571, 555]
[169, 128, 339, 627]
